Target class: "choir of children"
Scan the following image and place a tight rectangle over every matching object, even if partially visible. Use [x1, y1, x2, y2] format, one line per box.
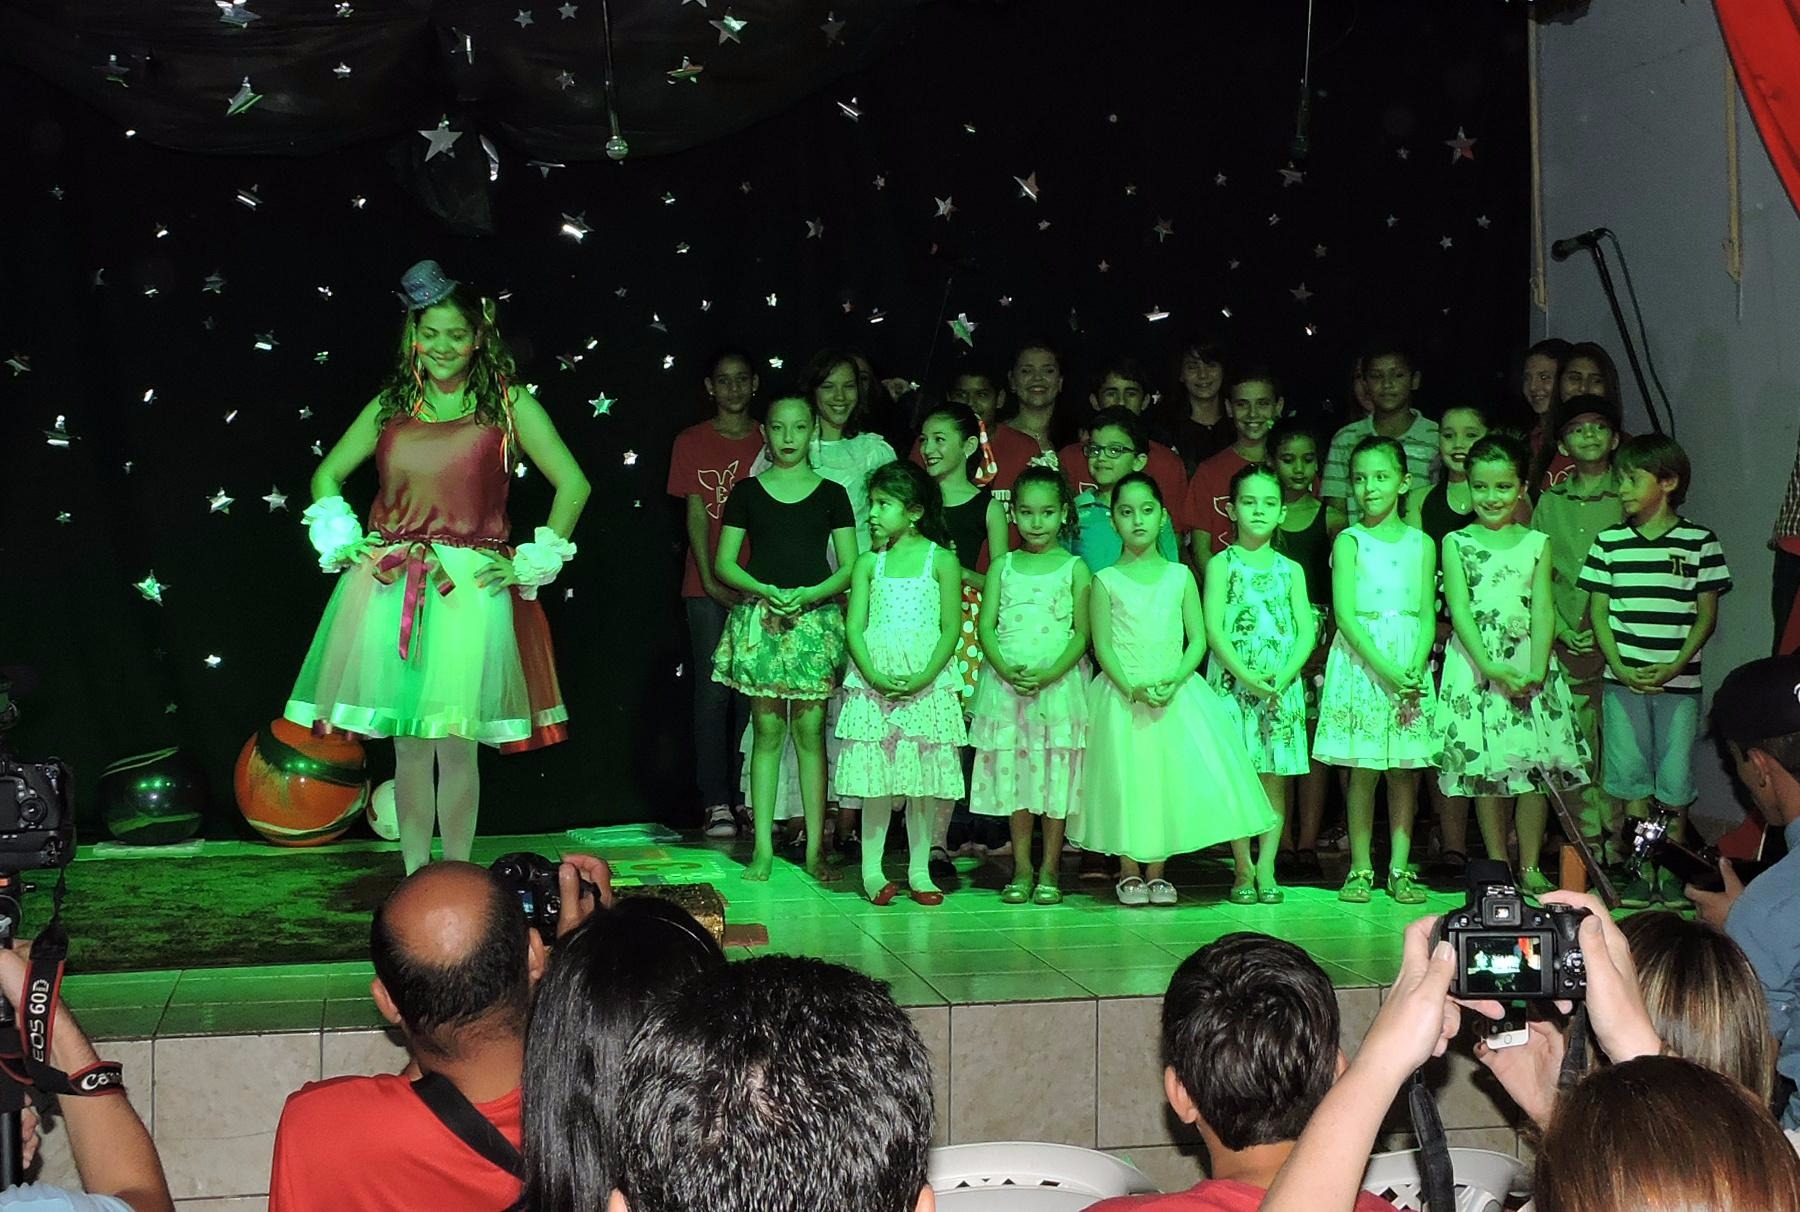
[674, 339, 1731, 908]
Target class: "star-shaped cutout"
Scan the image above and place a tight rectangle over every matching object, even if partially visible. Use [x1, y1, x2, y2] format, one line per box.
[514, 9, 534, 27]
[622, 450, 639, 466]
[841, 300, 855, 314]
[419, 118, 463, 160]
[262, 486, 288, 511]
[1267, 213, 1281, 226]
[559, 2, 578, 16]
[667, 57, 704, 82]
[661, 191, 676, 205]
[934, 196, 956, 219]
[299, 405, 314, 419]
[1214, 173, 1228, 186]
[1013, 171, 1039, 201]
[560, 212, 590, 241]
[1152, 218, 1173, 243]
[48, 186, 63, 200]
[1036, 220, 1051, 232]
[224, 409, 240, 424]
[836, 99, 862, 121]
[1385, 214, 1399, 228]
[253, 331, 277, 352]
[333, 62, 352, 80]
[1226, 259, 1241, 270]
[1290, 283, 1313, 303]
[821, 11, 845, 42]
[1278, 163, 1305, 187]
[765, 293, 778, 307]
[1313, 244, 1328, 258]
[335, 2, 353, 14]
[5, 354, 30, 375]
[1144, 306, 1171, 322]
[711, 14, 746, 43]
[56, 512, 71, 525]
[216, 1, 259, 27]
[133, 572, 168, 604]
[1439, 236, 1454, 250]
[1097, 259, 1110, 273]
[1395, 146, 1411, 160]
[873, 174, 886, 189]
[1444, 127, 1477, 162]
[805, 218, 824, 239]
[947, 313, 978, 346]
[208, 487, 235, 514]
[998, 295, 1013, 307]
[556, 70, 575, 90]
[675, 242, 690, 254]
[769, 356, 784, 369]
[226, 77, 262, 115]
[1475, 214, 1492, 229]
[590, 392, 615, 417]
[739, 180, 753, 193]
[204, 654, 223, 669]
[1124, 183, 1137, 196]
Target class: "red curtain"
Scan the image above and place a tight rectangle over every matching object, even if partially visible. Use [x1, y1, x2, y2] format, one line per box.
[1716, 0, 1800, 216]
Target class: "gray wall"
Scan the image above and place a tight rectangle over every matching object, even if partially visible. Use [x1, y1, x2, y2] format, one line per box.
[1537, 0, 1800, 827]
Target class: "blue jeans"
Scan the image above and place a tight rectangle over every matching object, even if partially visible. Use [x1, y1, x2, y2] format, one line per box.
[1601, 683, 1700, 808]
[686, 596, 748, 809]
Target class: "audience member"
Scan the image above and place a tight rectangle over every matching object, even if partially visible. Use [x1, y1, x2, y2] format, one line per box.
[1320, 341, 1439, 524]
[269, 855, 610, 1211]
[610, 955, 933, 1212]
[520, 897, 725, 1212]
[1085, 934, 1397, 1212]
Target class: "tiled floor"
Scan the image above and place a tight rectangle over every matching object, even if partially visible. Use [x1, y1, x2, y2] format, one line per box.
[59, 830, 1473, 1037]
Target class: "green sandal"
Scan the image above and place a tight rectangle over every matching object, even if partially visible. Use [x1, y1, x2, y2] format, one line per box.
[1000, 877, 1034, 905]
[1032, 880, 1063, 905]
[1519, 866, 1555, 896]
[1388, 868, 1427, 905]
[1338, 869, 1374, 904]
[1228, 875, 1258, 905]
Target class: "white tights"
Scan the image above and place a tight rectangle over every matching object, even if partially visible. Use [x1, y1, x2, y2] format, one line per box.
[861, 796, 945, 900]
[392, 736, 480, 873]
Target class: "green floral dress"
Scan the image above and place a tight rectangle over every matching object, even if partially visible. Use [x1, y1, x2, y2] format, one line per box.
[1434, 529, 1591, 796]
[1205, 548, 1310, 775]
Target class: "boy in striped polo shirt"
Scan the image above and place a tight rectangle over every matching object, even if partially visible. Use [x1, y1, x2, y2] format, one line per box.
[1578, 434, 1732, 907]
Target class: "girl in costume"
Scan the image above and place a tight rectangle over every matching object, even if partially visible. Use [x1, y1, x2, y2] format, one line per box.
[713, 396, 857, 882]
[1313, 436, 1439, 905]
[1074, 473, 1276, 907]
[835, 461, 968, 904]
[1435, 435, 1591, 893]
[1204, 464, 1315, 905]
[290, 260, 589, 872]
[969, 465, 1091, 904]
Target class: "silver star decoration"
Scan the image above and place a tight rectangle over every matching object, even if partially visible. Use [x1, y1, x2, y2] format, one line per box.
[529, 160, 566, 176]
[998, 295, 1013, 307]
[1036, 219, 1051, 231]
[1267, 213, 1280, 226]
[700, 299, 712, 311]
[49, 186, 63, 200]
[1097, 259, 1110, 273]
[1279, 164, 1305, 187]
[262, 486, 288, 511]
[1145, 306, 1171, 322]
[253, 331, 277, 351]
[667, 57, 704, 82]
[711, 14, 746, 43]
[311, 441, 323, 455]
[419, 118, 463, 160]
[334, 62, 352, 79]
[350, 195, 367, 208]
[947, 312, 977, 346]
[1476, 214, 1492, 229]
[873, 174, 886, 189]
[1152, 217, 1173, 242]
[1396, 146, 1410, 160]
[216, 1, 259, 27]
[208, 487, 235, 514]
[1124, 183, 1137, 196]
[837, 99, 862, 121]
[650, 314, 668, 333]
[1313, 244, 1328, 258]
[821, 11, 845, 42]
[1385, 214, 1399, 227]
[661, 191, 676, 204]
[805, 218, 824, 239]
[769, 356, 784, 369]
[1439, 236, 1454, 250]
[556, 70, 575, 89]
[56, 512, 71, 525]
[143, 388, 157, 404]
[590, 393, 616, 416]
[312, 351, 330, 364]
[622, 451, 639, 466]
[298, 406, 314, 419]
[1214, 172, 1227, 186]
[204, 654, 223, 669]
[92, 268, 105, 287]
[841, 300, 855, 314]
[153, 221, 169, 239]
[1290, 283, 1313, 302]
[1013, 171, 1039, 201]
[202, 272, 226, 296]
[934, 196, 955, 219]
[740, 180, 753, 193]
[5, 354, 30, 375]
[134, 572, 168, 604]
[226, 77, 262, 115]
[514, 9, 534, 27]
[336, 2, 353, 14]
[317, 285, 333, 299]
[1444, 127, 1477, 162]
[560, 212, 590, 241]
[559, 2, 578, 16]
[676, 242, 691, 254]
[1227, 259, 1241, 270]
[765, 292, 778, 307]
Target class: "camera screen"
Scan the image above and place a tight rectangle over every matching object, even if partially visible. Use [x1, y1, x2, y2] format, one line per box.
[1461, 932, 1551, 996]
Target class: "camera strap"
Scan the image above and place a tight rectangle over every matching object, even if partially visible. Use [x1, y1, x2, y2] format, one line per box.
[410, 1072, 525, 1181]
[0, 872, 124, 1103]
[1406, 1069, 1457, 1212]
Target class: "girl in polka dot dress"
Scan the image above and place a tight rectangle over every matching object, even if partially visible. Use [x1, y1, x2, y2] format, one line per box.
[968, 466, 1092, 904]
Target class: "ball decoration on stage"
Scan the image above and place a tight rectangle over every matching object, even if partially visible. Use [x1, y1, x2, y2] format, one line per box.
[233, 718, 369, 846]
[366, 779, 400, 841]
[98, 747, 206, 846]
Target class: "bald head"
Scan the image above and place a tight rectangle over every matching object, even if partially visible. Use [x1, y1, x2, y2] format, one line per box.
[371, 861, 531, 1058]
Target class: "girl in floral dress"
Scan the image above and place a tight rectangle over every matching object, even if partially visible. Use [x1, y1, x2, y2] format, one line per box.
[1204, 465, 1315, 904]
[1435, 436, 1591, 894]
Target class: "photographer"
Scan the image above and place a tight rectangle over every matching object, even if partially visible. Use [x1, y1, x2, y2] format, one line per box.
[269, 854, 609, 1212]
[0, 946, 172, 1212]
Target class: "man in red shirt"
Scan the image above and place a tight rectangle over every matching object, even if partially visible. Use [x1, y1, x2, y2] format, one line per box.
[269, 856, 608, 1211]
[1184, 367, 1283, 575]
[1085, 934, 1399, 1212]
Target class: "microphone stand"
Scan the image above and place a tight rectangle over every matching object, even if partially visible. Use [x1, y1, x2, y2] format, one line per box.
[1566, 237, 1665, 435]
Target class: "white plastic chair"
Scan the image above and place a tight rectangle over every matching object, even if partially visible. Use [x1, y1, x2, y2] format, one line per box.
[1361, 1147, 1530, 1212]
[931, 1142, 1161, 1212]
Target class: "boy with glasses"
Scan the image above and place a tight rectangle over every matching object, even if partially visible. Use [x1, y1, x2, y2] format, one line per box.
[1070, 408, 1179, 572]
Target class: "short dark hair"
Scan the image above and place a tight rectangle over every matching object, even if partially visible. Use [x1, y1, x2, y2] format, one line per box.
[369, 866, 531, 1059]
[1225, 364, 1282, 401]
[521, 898, 725, 1212]
[1162, 933, 1340, 1150]
[704, 345, 755, 380]
[1087, 406, 1148, 454]
[615, 957, 934, 1212]
[1112, 469, 1165, 508]
[1359, 337, 1415, 372]
[1093, 355, 1150, 396]
[1615, 433, 1691, 507]
[1465, 434, 1531, 483]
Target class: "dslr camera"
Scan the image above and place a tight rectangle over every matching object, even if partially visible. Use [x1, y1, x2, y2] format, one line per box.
[490, 851, 601, 943]
[1432, 860, 1587, 1001]
[0, 677, 76, 875]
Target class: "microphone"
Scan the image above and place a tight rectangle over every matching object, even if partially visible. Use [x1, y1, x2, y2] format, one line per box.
[1550, 227, 1609, 261]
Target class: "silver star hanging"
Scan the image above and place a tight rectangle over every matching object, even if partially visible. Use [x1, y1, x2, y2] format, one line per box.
[419, 118, 463, 160]
[514, 9, 535, 27]
[1290, 283, 1313, 302]
[560, 212, 590, 241]
[1444, 127, 1477, 162]
[1278, 164, 1305, 187]
[134, 572, 168, 604]
[208, 487, 235, 514]
[590, 392, 616, 417]
[203, 271, 226, 293]
[934, 196, 956, 219]
[226, 77, 262, 115]
[333, 62, 352, 80]
[1152, 218, 1173, 242]
[262, 486, 289, 511]
[5, 354, 30, 375]
[667, 57, 704, 82]
[253, 331, 277, 351]
[45, 416, 74, 447]
[768, 356, 785, 369]
[204, 654, 223, 669]
[299, 405, 314, 418]
[555, 70, 575, 90]
[56, 512, 71, 525]
[836, 98, 862, 121]
[1144, 306, 1171, 322]
[216, 1, 260, 27]
[1476, 214, 1492, 229]
[335, 2, 353, 15]
[947, 313, 977, 346]
[559, 2, 578, 16]
[711, 13, 746, 43]
[1439, 236, 1454, 250]
[821, 11, 845, 42]
[805, 218, 824, 239]
[1013, 171, 1039, 201]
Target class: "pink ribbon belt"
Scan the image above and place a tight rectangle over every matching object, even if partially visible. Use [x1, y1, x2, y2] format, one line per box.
[370, 532, 507, 661]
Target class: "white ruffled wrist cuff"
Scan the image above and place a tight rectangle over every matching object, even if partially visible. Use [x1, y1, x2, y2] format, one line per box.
[511, 526, 576, 601]
[301, 497, 365, 573]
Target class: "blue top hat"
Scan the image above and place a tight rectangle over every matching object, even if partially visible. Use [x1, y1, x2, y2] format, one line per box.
[398, 260, 458, 310]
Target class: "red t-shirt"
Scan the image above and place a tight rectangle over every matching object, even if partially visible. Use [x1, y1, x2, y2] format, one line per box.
[987, 423, 1058, 493]
[1089, 1179, 1399, 1212]
[666, 420, 764, 598]
[1057, 441, 1191, 531]
[1182, 447, 1253, 555]
[1528, 425, 1579, 493]
[269, 1074, 524, 1212]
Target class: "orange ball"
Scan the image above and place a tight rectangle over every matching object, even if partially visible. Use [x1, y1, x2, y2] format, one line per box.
[234, 718, 370, 846]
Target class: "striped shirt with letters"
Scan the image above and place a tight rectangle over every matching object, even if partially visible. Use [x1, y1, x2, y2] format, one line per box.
[1576, 520, 1731, 694]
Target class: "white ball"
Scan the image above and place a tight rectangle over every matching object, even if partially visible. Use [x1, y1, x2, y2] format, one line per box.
[366, 779, 399, 840]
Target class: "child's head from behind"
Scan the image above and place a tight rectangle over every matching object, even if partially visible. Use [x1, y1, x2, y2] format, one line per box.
[1109, 472, 1166, 553]
[866, 460, 950, 550]
[1011, 466, 1076, 551]
[919, 404, 983, 485]
[1225, 366, 1283, 445]
[1348, 435, 1410, 521]
[1267, 423, 1322, 497]
[1085, 407, 1150, 489]
[1161, 933, 1340, 1152]
[1360, 340, 1419, 416]
[1226, 465, 1284, 545]
[1614, 433, 1689, 517]
[759, 396, 815, 468]
[1534, 1056, 1800, 1212]
[1437, 405, 1489, 478]
[1465, 435, 1529, 529]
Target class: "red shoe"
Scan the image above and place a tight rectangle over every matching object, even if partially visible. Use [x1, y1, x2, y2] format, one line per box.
[908, 889, 944, 906]
[871, 882, 901, 906]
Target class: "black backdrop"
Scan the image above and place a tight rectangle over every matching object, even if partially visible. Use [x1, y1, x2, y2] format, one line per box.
[1, 1, 1529, 836]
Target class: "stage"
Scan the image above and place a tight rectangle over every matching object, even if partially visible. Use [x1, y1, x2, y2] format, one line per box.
[40, 832, 1532, 1206]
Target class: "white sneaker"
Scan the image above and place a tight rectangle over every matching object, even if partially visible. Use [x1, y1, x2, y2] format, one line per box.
[1115, 876, 1149, 906]
[1147, 878, 1178, 906]
[704, 805, 738, 839]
